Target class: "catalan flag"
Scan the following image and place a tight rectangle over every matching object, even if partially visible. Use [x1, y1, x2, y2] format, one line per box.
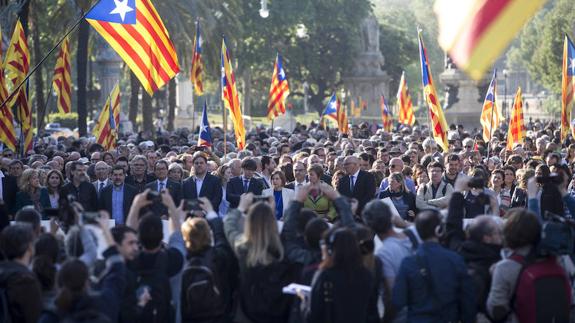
[198, 101, 212, 147]
[0, 26, 16, 151]
[267, 53, 290, 120]
[86, 0, 180, 95]
[418, 30, 449, 152]
[351, 99, 361, 118]
[52, 37, 72, 114]
[506, 87, 525, 150]
[480, 69, 502, 142]
[562, 35, 575, 142]
[190, 21, 204, 96]
[397, 71, 415, 126]
[381, 95, 393, 132]
[221, 38, 245, 150]
[5, 19, 33, 153]
[336, 97, 348, 134]
[435, 0, 547, 80]
[321, 93, 338, 123]
[94, 84, 120, 151]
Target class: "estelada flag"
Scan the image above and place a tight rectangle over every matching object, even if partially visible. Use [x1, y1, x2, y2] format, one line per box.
[221, 38, 245, 149]
[94, 84, 120, 151]
[397, 71, 415, 126]
[267, 53, 290, 120]
[561, 35, 575, 142]
[480, 69, 501, 142]
[381, 95, 393, 132]
[190, 21, 204, 96]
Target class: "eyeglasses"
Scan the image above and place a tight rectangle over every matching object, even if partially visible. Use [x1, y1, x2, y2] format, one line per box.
[465, 146, 472, 148]
[95, 168, 108, 171]
[294, 169, 305, 172]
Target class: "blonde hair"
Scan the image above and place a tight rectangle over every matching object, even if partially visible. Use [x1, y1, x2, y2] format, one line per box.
[19, 168, 39, 193]
[239, 203, 284, 267]
[389, 172, 408, 192]
[181, 217, 212, 254]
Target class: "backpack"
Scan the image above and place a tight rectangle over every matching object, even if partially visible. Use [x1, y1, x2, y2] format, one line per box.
[181, 249, 226, 322]
[539, 213, 575, 256]
[135, 249, 175, 323]
[509, 254, 572, 323]
[423, 183, 447, 199]
[239, 260, 300, 323]
[403, 228, 419, 250]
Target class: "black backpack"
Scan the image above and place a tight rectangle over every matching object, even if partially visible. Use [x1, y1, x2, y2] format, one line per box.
[181, 249, 226, 322]
[240, 260, 300, 323]
[135, 249, 175, 323]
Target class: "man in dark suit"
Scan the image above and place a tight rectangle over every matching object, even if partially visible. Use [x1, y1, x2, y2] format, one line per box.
[145, 160, 182, 216]
[0, 170, 18, 230]
[62, 161, 98, 211]
[99, 165, 137, 225]
[182, 152, 222, 210]
[125, 155, 156, 193]
[226, 158, 264, 209]
[337, 155, 375, 214]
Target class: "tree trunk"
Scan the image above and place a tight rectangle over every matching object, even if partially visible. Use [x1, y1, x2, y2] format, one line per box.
[76, 19, 89, 137]
[142, 90, 153, 132]
[128, 71, 139, 131]
[31, 5, 46, 132]
[167, 78, 176, 131]
[18, 0, 30, 34]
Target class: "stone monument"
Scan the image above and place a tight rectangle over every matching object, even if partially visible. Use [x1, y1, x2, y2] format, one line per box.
[344, 15, 391, 122]
[439, 54, 490, 129]
[175, 75, 196, 129]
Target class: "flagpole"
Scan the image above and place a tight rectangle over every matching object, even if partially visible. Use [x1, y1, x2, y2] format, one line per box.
[43, 83, 55, 128]
[0, 0, 104, 111]
[223, 105, 227, 156]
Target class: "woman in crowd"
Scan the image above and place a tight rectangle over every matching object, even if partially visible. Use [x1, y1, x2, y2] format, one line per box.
[262, 170, 294, 220]
[13, 169, 51, 215]
[168, 163, 185, 184]
[511, 168, 534, 208]
[331, 170, 346, 190]
[45, 170, 65, 209]
[489, 169, 511, 216]
[304, 165, 337, 222]
[102, 152, 115, 167]
[379, 172, 417, 222]
[214, 164, 232, 217]
[413, 164, 429, 191]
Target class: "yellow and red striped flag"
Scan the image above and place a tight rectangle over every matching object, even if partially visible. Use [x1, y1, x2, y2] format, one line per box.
[0, 26, 16, 151]
[93, 84, 120, 151]
[351, 99, 360, 118]
[336, 96, 348, 134]
[506, 87, 525, 150]
[561, 35, 575, 142]
[52, 37, 72, 114]
[397, 71, 415, 126]
[418, 30, 449, 152]
[221, 38, 245, 150]
[190, 21, 204, 96]
[86, 0, 180, 95]
[267, 53, 290, 120]
[480, 69, 502, 142]
[381, 95, 393, 132]
[5, 19, 33, 153]
[435, 0, 547, 80]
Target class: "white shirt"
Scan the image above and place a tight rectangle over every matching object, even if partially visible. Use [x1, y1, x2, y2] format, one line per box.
[157, 179, 167, 191]
[96, 179, 108, 192]
[350, 169, 360, 187]
[195, 176, 205, 197]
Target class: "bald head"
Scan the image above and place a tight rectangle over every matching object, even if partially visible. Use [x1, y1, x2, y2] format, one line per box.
[343, 156, 360, 175]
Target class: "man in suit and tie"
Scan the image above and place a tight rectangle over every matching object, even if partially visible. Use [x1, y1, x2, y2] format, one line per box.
[337, 155, 375, 214]
[182, 152, 222, 211]
[226, 158, 264, 209]
[92, 161, 111, 198]
[145, 160, 182, 216]
[285, 161, 308, 192]
[99, 165, 137, 225]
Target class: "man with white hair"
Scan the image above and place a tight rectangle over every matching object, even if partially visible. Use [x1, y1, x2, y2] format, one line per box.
[92, 161, 111, 198]
[422, 138, 441, 158]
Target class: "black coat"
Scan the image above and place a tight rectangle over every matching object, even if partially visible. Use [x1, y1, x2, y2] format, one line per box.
[98, 183, 138, 224]
[226, 176, 264, 209]
[125, 174, 156, 193]
[62, 181, 98, 212]
[145, 179, 182, 216]
[182, 173, 223, 210]
[379, 189, 417, 221]
[336, 170, 375, 214]
[0, 175, 18, 230]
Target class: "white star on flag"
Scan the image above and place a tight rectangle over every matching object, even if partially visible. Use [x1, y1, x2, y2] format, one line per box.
[570, 57, 575, 74]
[110, 0, 134, 22]
[201, 124, 208, 133]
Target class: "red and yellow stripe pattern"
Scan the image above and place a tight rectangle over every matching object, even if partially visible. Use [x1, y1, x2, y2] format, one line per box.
[52, 37, 72, 114]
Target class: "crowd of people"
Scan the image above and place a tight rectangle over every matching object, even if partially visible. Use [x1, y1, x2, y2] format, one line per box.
[0, 118, 574, 323]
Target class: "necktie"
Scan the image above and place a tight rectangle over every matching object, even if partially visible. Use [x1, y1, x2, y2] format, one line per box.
[159, 182, 165, 192]
[350, 175, 355, 193]
[243, 179, 249, 192]
[99, 182, 105, 193]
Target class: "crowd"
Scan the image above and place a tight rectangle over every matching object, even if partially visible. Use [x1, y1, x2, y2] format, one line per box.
[0, 118, 574, 323]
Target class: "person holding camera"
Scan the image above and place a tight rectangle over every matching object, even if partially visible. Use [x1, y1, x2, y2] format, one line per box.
[463, 168, 499, 218]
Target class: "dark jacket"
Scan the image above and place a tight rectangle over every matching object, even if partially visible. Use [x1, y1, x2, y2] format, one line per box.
[12, 187, 51, 214]
[98, 183, 138, 224]
[182, 173, 223, 211]
[336, 170, 375, 214]
[1, 175, 18, 219]
[62, 181, 98, 211]
[379, 188, 417, 221]
[125, 174, 157, 193]
[226, 176, 264, 209]
[145, 179, 183, 216]
[0, 261, 42, 323]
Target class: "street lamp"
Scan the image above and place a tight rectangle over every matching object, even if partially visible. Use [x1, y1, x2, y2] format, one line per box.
[502, 69, 508, 118]
[259, 0, 269, 18]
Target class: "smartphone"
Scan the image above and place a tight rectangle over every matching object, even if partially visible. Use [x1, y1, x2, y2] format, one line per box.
[184, 199, 203, 212]
[252, 195, 269, 203]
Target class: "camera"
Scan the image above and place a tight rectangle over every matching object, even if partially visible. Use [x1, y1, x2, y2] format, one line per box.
[147, 190, 162, 203]
[184, 199, 203, 212]
[252, 195, 269, 203]
[468, 176, 485, 189]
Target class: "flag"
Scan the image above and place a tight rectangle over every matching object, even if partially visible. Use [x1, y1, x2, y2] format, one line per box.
[198, 101, 212, 147]
[267, 53, 290, 120]
[418, 30, 449, 151]
[190, 21, 204, 96]
[360, 96, 367, 110]
[86, 0, 180, 95]
[336, 97, 349, 134]
[435, 0, 547, 80]
[351, 99, 360, 118]
[94, 84, 121, 151]
[5, 19, 33, 153]
[381, 95, 393, 132]
[0, 25, 16, 151]
[562, 35, 575, 142]
[221, 38, 245, 149]
[397, 71, 415, 126]
[321, 93, 338, 124]
[506, 87, 525, 150]
[52, 37, 72, 114]
[480, 69, 502, 142]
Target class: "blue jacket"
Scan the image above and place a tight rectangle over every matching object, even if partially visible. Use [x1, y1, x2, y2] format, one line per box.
[392, 242, 476, 323]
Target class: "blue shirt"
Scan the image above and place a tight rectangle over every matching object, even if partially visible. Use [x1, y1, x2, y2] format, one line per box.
[379, 177, 416, 195]
[112, 184, 124, 225]
[274, 190, 283, 220]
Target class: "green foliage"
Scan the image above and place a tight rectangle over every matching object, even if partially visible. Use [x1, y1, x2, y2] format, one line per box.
[47, 112, 79, 129]
[542, 95, 561, 116]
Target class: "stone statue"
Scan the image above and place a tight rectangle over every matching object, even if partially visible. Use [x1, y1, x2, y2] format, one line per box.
[361, 16, 380, 53]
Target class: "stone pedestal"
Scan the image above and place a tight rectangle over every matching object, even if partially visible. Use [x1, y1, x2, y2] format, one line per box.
[175, 77, 196, 130]
[95, 44, 123, 107]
